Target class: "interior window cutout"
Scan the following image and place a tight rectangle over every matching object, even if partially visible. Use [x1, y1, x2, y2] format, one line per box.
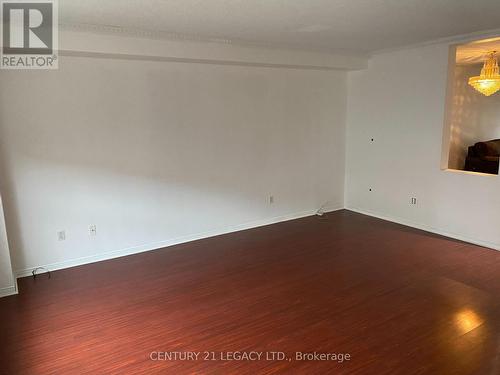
[443, 37, 500, 175]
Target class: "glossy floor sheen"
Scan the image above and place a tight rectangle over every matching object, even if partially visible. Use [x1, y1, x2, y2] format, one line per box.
[1, 210, 500, 374]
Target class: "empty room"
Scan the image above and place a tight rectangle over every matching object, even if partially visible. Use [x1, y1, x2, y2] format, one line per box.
[1, 1, 500, 374]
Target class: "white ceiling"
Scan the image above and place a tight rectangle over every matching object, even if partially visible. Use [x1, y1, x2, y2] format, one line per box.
[456, 38, 500, 65]
[60, 0, 500, 53]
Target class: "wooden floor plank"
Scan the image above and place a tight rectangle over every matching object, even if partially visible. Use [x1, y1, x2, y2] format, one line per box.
[1, 210, 499, 374]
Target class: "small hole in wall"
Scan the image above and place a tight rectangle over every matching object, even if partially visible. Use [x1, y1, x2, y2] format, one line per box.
[371, 138, 374, 142]
[369, 188, 372, 192]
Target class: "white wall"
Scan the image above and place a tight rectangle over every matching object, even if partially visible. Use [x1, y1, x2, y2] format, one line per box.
[448, 64, 500, 170]
[0, 53, 347, 274]
[345, 42, 500, 250]
[0, 196, 16, 296]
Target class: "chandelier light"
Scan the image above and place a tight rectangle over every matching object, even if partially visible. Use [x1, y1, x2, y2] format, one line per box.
[468, 51, 500, 97]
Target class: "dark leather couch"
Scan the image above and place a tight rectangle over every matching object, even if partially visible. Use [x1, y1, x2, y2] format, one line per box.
[464, 139, 500, 174]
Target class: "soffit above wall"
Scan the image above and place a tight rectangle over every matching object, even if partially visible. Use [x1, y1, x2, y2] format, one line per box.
[59, 27, 368, 71]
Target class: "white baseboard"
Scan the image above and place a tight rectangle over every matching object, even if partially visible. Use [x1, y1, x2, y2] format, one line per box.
[0, 280, 18, 298]
[346, 206, 500, 251]
[15, 205, 344, 278]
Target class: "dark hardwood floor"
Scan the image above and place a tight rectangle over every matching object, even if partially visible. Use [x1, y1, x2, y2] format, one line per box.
[1, 210, 500, 374]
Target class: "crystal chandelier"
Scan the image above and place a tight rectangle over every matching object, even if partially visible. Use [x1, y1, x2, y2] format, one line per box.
[468, 51, 500, 97]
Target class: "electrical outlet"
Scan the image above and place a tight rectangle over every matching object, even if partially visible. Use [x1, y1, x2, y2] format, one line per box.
[410, 197, 417, 205]
[89, 224, 97, 236]
[57, 231, 66, 241]
[269, 195, 274, 204]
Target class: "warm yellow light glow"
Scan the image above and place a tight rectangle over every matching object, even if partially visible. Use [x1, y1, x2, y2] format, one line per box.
[454, 309, 482, 334]
[468, 51, 500, 96]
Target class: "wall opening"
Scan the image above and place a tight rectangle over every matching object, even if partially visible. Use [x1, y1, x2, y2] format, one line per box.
[443, 37, 500, 175]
